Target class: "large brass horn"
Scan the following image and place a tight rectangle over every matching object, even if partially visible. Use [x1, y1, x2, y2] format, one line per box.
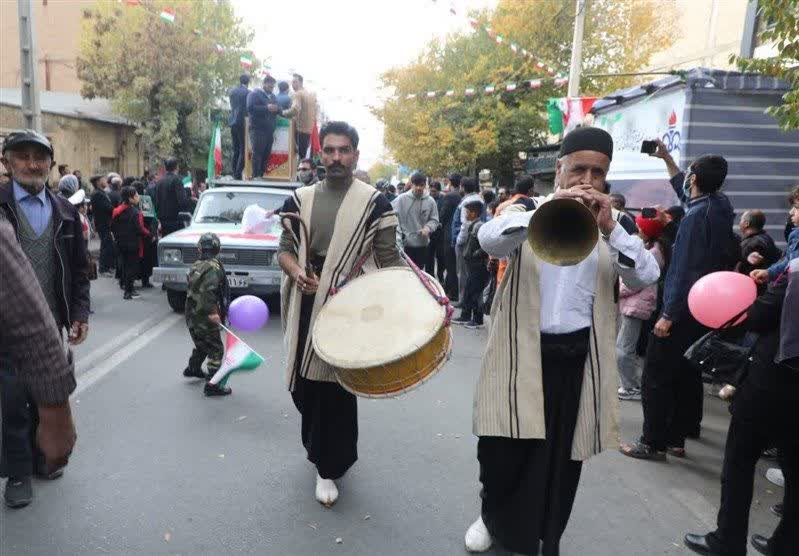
[527, 198, 599, 266]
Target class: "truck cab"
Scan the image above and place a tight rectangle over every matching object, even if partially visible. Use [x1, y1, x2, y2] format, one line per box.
[152, 178, 299, 312]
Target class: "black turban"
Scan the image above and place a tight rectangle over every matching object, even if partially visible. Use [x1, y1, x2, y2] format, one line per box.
[559, 126, 614, 161]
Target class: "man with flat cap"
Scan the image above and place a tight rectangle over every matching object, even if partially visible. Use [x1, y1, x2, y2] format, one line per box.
[463, 127, 660, 555]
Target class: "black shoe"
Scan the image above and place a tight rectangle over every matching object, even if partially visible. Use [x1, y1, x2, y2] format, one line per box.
[750, 534, 771, 555]
[452, 315, 471, 325]
[204, 382, 232, 397]
[464, 321, 484, 330]
[130, 291, 141, 299]
[770, 503, 783, 518]
[123, 292, 132, 300]
[684, 534, 722, 555]
[4, 476, 32, 509]
[183, 367, 206, 380]
[620, 440, 667, 461]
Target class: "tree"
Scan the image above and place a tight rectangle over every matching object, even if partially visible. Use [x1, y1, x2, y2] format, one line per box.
[77, 0, 255, 168]
[375, 0, 677, 184]
[732, 0, 799, 130]
[368, 160, 398, 182]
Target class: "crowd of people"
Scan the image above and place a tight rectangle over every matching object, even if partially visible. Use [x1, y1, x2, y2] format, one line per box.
[1, 115, 797, 556]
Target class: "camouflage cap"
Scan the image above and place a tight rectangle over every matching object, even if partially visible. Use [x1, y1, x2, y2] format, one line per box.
[198, 232, 221, 255]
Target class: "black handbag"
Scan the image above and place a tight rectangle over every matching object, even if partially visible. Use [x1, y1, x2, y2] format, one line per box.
[684, 309, 756, 386]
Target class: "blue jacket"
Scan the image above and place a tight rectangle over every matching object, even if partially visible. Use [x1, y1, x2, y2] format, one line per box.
[276, 92, 292, 111]
[451, 194, 486, 248]
[767, 227, 799, 279]
[662, 172, 736, 322]
[228, 85, 249, 127]
[246, 88, 278, 131]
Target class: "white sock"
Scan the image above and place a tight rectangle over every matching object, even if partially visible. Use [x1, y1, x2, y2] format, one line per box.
[464, 516, 492, 553]
[315, 474, 339, 507]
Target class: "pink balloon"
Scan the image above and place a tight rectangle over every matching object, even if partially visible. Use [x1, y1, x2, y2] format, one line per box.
[688, 271, 757, 329]
[228, 295, 269, 331]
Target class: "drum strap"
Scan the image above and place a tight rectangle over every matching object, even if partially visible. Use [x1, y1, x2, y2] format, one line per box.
[329, 249, 455, 326]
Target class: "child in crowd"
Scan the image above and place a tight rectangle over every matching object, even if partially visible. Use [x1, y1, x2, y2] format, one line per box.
[453, 201, 489, 329]
[110, 186, 151, 300]
[751, 186, 799, 284]
[184, 233, 231, 397]
[616, 215, 668, 401]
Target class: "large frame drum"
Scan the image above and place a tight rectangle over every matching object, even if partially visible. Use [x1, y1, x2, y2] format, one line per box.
[312, 267, 452, 398]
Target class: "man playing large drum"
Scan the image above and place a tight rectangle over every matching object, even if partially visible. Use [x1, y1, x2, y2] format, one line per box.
[464, 127, 661, 555]
[277, 121, 404, 507]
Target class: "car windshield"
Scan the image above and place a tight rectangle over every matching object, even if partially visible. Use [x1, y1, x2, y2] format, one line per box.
[194, 191, 288, 224]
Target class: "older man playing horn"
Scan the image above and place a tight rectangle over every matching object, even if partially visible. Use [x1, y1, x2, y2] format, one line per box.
[464, 127, 660, 555]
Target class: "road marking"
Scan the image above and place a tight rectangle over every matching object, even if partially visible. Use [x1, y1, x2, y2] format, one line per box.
[75, 310, 174, 375]
[75, 314, 182, 395]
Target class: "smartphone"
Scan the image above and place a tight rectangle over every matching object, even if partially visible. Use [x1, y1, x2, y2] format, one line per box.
[641, 207, 657, 218]
[641, 140, 657, 155]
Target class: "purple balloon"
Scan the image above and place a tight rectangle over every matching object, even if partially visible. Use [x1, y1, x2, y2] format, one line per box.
[228, 295, 269, 331]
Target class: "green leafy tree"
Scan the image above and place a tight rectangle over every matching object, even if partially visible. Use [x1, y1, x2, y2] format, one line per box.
[732, 0, 799, 130]
[368, 160, 398, 182]
[375, 0, 677, 184]
[77, 0, 255, 168]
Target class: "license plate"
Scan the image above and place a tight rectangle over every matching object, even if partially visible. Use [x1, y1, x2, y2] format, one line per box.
[228, 276, 249, 288]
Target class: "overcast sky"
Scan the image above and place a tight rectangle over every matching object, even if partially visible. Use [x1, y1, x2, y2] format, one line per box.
[232, 0, 496, 168]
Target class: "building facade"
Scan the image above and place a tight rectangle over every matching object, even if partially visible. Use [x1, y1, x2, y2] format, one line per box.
[1, 90, 143, 181]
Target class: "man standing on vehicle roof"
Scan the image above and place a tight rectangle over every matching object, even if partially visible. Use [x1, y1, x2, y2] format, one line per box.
[277, 121, 404, 508]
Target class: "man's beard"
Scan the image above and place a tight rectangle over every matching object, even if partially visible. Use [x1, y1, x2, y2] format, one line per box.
[14, 175, 47, 195]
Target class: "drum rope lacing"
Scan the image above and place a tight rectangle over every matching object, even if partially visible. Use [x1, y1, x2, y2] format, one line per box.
[328, 249, 454, 326]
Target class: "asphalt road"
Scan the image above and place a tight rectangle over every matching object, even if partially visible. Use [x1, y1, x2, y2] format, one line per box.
[0, 276, 785, 555]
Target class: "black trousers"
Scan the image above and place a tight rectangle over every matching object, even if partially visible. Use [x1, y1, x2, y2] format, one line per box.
[160, 220, 183, 237]
[708, 380, 799, 555]
[250, 126, 275, 178]
[460, 264, 489, 324]
[443, 240, 459, 301]
[290, 293, 358, 480]
[426, 233, 446, 282]
[230, 123, 246, 179]
[478, 330, 589, 555]
[120, 249, 140, 295]
[403, 245, 429, 269]
[296, 131, 311, 160]
[641, 316, 706, 451]
[0, 366, 40, 479]
[98, 228, 116, 272]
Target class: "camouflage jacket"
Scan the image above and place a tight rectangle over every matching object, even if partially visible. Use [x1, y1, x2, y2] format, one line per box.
[186, 258, 229, 321]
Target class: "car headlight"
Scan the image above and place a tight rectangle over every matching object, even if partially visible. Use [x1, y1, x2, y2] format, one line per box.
[162, 248, 182, 264]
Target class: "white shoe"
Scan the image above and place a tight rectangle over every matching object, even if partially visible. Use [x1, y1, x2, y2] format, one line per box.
[464, 516, 492, 553]
[766, 467, 784, 488]
[315, 474, 339, 507]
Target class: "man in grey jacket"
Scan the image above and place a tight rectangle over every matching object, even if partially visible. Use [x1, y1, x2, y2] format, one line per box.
[391, 172, 440, 268]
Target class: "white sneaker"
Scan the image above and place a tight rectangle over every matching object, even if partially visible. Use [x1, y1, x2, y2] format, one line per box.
[766, 467, 784, 488]
[464, 516, 493, 553]
[315, 474, 339, 507]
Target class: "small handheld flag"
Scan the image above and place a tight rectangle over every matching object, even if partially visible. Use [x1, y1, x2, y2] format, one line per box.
[208, 325, 265, 387]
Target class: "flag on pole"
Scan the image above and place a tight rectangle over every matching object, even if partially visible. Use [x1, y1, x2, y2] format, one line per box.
[159, 8, 176, 23]
[215, 44, 225, 53]
[547, 97, 597, 134]
[240, 55, 253, 68]
[207, 121, 222, 179]
[208, 326, 265, 387]
[310, 120, 321, 155]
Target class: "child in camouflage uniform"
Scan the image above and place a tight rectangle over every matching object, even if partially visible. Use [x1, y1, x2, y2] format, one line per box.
[183, 232, 231, 396]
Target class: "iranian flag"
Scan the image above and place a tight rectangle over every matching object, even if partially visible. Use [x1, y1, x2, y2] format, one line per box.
[159, 8, 176, 23]
[240, 55, 253, 68]
[208, 326, 265, 386]
[266, 117, 291, 174]
[310, 120, 321, 155]
[207, 121, 222, 179]
[547, 97, 597, 134]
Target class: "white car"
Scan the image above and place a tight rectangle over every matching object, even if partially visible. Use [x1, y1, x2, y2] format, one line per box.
[152, 179, 298, 312]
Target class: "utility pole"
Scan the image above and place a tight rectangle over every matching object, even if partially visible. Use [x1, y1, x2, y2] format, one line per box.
[17, 0, 42, 132]
[567, 0, 587, 98]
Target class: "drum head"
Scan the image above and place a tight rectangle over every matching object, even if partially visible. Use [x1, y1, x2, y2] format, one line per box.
[312, 267, 447, 369]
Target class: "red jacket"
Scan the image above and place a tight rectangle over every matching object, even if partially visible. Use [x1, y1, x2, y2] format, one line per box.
[111, 204, 151, 257]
